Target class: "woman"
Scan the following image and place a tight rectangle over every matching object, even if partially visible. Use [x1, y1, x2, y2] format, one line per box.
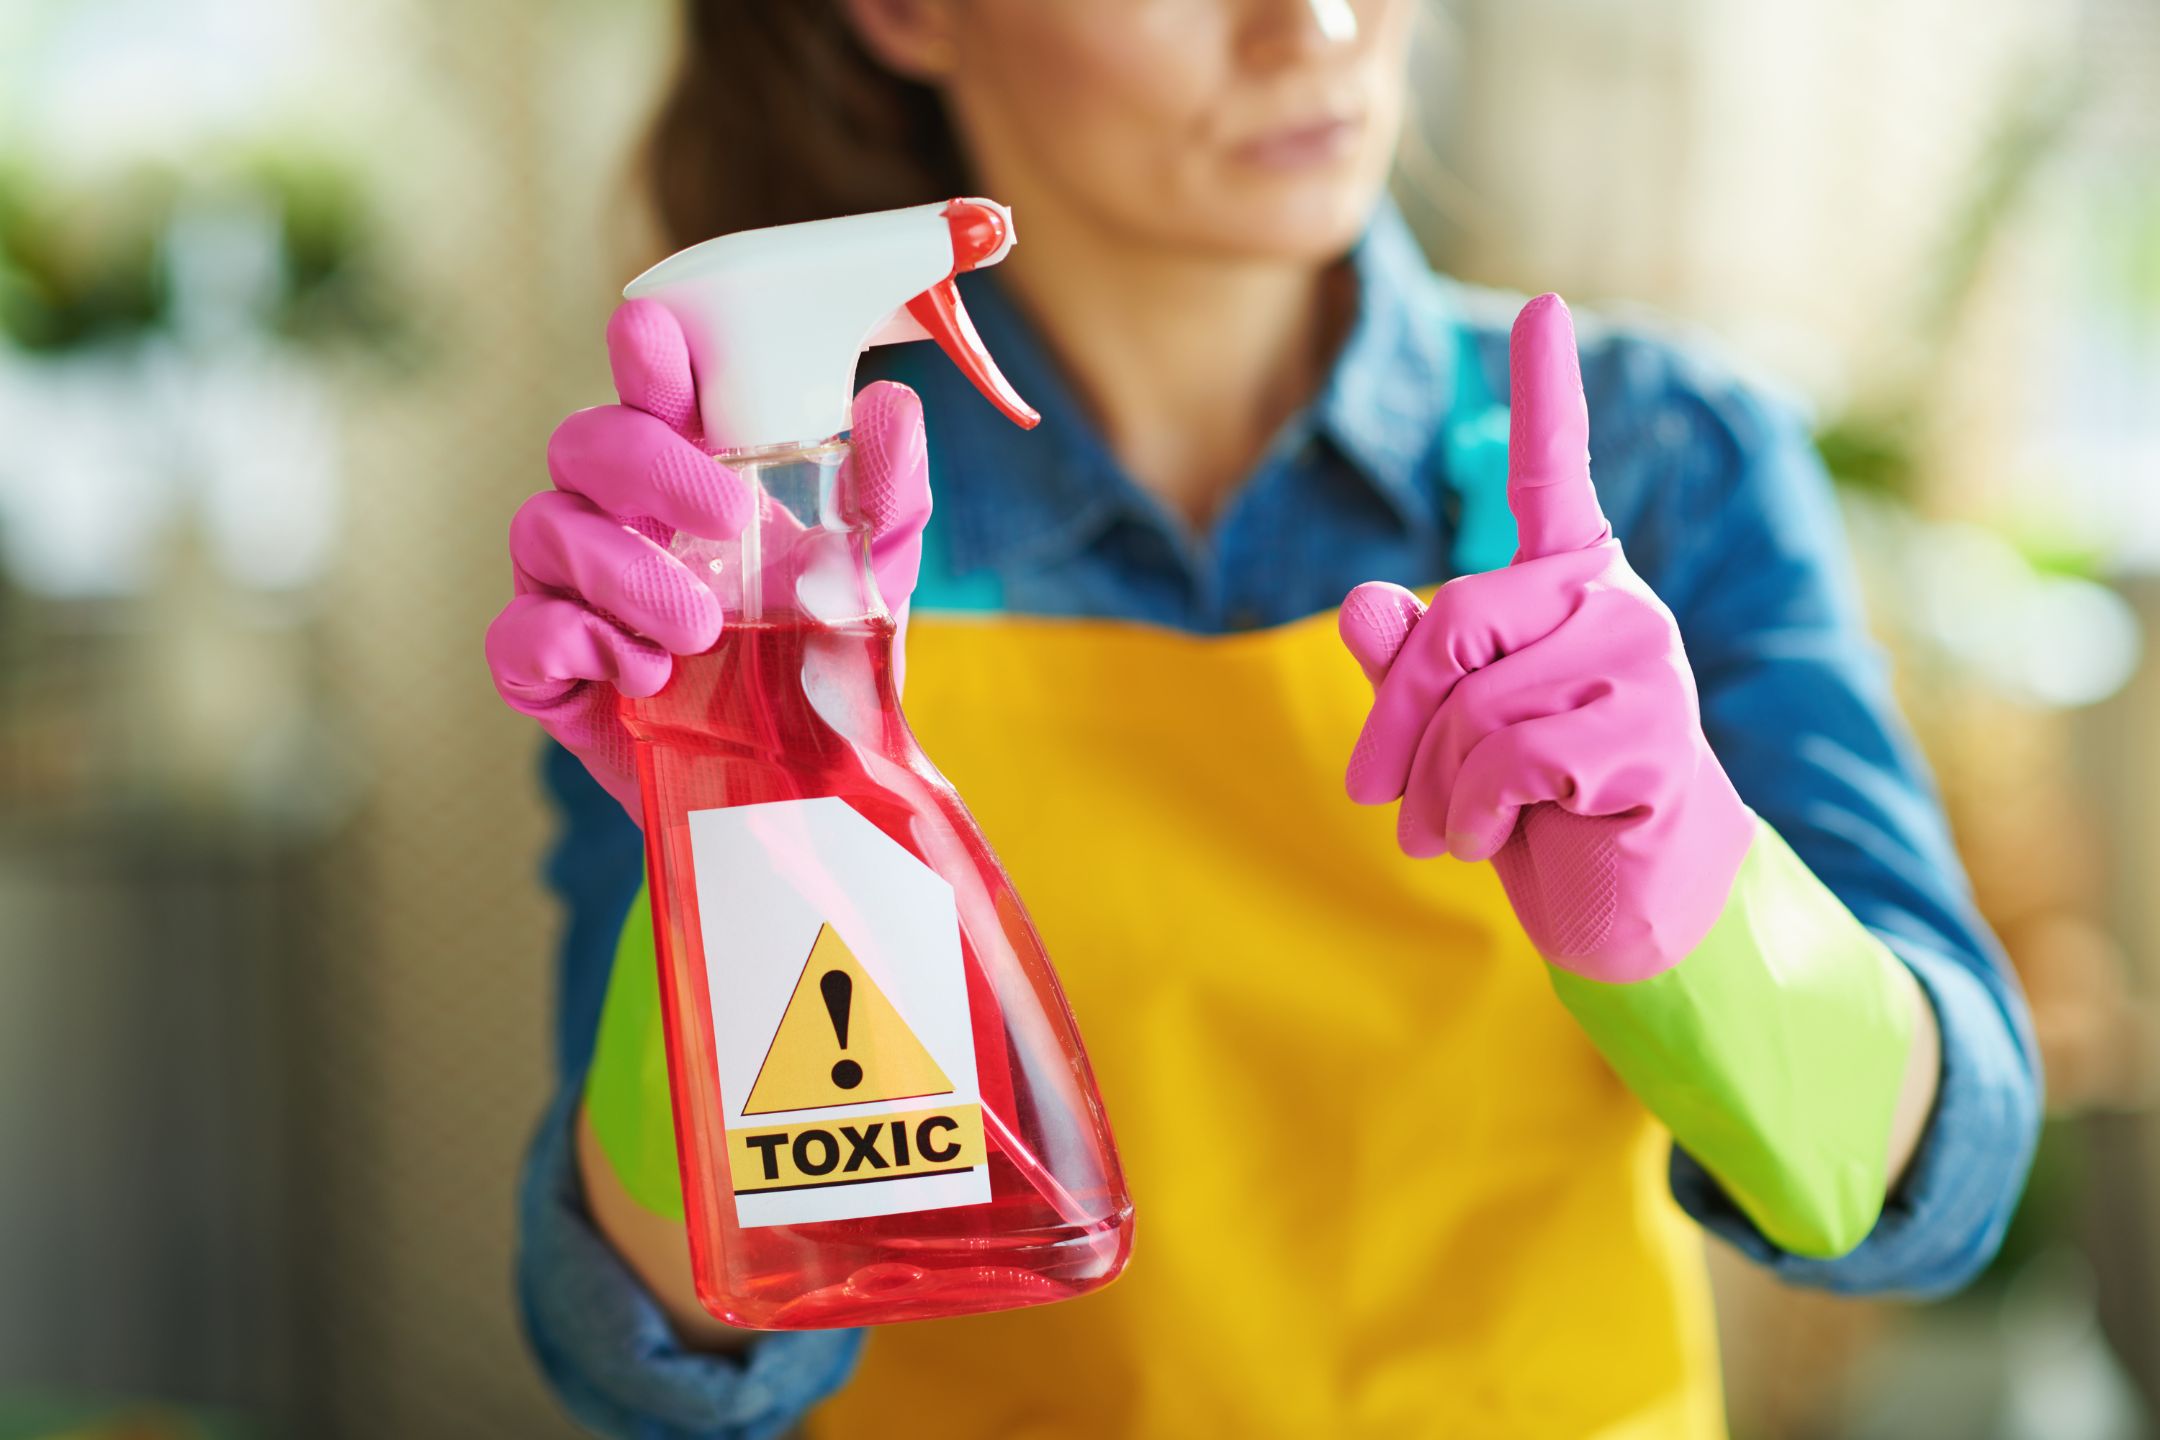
[487, 2, 2040, 1435]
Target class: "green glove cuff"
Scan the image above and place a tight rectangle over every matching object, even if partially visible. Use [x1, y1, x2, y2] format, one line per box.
[584, 883, 686, 1221]
[1548, 817, 1919, 1258]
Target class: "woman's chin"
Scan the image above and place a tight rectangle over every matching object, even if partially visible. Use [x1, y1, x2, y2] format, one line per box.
[1194, 184, 1385, 264]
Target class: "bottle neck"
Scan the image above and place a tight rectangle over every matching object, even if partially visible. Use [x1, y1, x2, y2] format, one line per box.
[671, 437, 887, 627]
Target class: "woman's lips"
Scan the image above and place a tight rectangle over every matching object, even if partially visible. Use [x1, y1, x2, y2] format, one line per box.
[1233, 115, 1365, 170]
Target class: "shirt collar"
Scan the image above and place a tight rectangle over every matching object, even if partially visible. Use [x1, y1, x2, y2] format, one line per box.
[860, 198, 1458, 580]
[1311, 200, 1458, 537]
[861, 267, 1132, 579]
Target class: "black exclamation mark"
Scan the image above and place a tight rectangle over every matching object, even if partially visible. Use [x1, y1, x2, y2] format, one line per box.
[821, 969, 862, 1090]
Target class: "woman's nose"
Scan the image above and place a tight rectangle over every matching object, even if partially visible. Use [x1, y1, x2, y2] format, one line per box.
[1304, 0, 1359, 42]
[1241, 0, 1361, 65]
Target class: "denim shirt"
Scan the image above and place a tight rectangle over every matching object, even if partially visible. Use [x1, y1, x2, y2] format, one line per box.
[517, 205, 2041, 1440]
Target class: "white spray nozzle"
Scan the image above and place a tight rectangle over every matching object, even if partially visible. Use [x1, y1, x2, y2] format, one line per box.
[623, 197, 1038, 454]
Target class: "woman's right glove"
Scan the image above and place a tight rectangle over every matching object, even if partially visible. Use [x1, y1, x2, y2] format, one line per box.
[485, 297, 933, 820]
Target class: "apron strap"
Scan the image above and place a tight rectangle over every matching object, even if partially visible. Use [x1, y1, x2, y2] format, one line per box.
[1438, 321, 1517, 579]
[909, 453, 1007, 614]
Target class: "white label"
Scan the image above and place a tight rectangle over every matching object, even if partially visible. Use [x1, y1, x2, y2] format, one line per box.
[688, 797, 989, 1228]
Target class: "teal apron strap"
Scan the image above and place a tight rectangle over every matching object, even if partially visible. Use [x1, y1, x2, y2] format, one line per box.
[1439, 323, 1517, 577]
[903, 456, 1005, 615]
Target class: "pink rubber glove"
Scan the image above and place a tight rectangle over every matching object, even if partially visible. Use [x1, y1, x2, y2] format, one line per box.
[1339, 294, 1754, 983]
[485, 298, 932, 820]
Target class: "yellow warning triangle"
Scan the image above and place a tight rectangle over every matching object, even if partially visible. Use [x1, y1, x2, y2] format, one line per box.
[743, 923, 955, 1115]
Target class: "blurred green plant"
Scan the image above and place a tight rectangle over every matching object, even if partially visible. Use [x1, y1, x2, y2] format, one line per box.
[0, 162, 171, 350]
[240, 148, 401, 349]
[0, 146, 398, 354]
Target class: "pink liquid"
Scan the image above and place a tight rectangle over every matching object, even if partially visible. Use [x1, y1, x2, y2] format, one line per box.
[622, 617, 1133, 1328]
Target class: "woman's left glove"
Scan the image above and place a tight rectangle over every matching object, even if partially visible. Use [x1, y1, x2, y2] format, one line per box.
[1338, 293, 1754, 983]
[1338, 295, 1925, 1259]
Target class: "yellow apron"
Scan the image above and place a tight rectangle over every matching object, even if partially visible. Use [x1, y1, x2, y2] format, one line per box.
[808, 607, 1724, 1439]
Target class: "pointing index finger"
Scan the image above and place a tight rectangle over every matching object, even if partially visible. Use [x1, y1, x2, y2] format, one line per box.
[1507, 293, 1608, 563]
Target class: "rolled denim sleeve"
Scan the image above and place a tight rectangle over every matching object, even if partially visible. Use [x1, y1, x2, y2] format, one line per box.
[517, 744, 865, 1435]
[1623, 349, 2043, 1296]
[517, 1085, 863, 1439]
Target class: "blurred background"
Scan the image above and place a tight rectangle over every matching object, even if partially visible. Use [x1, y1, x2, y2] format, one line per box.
[1, 1, 2156, 1437]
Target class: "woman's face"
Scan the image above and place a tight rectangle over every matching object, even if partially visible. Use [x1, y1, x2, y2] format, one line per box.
[854, 0, 1416, 264]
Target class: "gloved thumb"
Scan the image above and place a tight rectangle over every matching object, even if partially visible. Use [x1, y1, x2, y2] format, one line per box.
[1338, 581, 1426, 686]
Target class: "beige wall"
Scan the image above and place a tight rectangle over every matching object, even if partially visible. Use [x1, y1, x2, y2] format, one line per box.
[1423, 0, 2073, 411]
[307, 3, 669, 1432]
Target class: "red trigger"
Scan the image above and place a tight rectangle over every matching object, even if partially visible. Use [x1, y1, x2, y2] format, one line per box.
[906, 281, 1040, 431]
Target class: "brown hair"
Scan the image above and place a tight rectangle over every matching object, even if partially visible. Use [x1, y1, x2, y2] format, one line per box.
[644, 1, 971, 250]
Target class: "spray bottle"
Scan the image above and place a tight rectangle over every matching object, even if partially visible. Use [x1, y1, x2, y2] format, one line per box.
[617, 199, 1133, 1329]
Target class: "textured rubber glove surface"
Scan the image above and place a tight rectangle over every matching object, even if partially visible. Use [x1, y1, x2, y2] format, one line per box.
[484, 299, 932, 820]
[1339, 294, 1755, 982]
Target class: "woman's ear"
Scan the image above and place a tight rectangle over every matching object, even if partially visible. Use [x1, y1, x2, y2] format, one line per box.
[842, 0, 962, 82]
